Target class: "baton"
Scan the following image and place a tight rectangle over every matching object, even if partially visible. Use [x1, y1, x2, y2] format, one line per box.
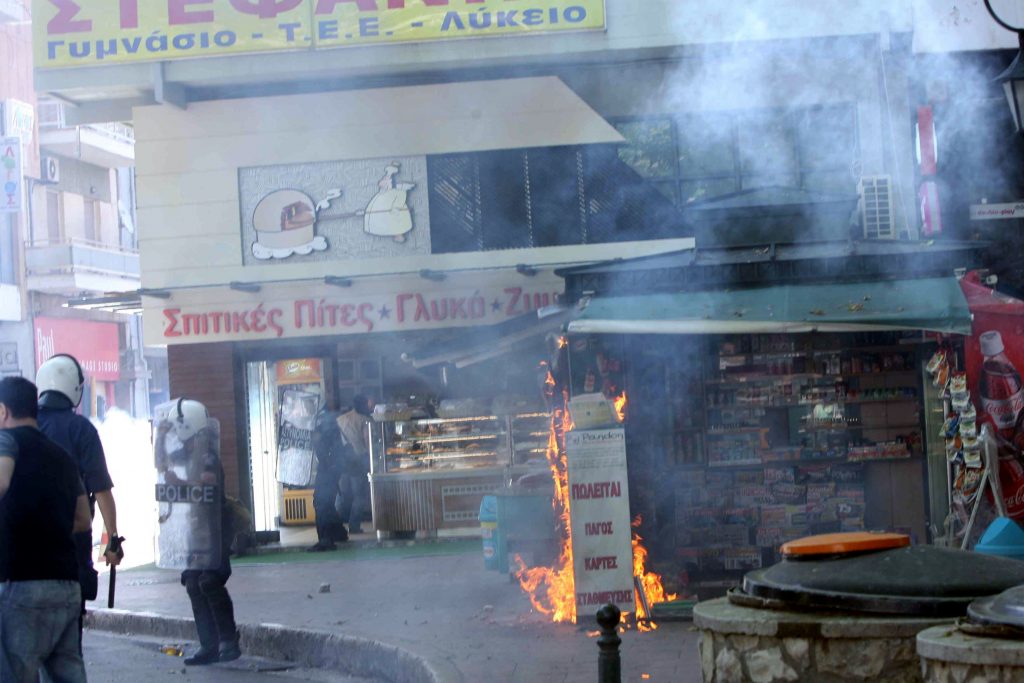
[107, 566, 116, 608]
[107, 536, 125, 608]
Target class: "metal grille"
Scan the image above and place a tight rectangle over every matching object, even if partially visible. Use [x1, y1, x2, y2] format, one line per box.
[441, 483, 499, 522]
[859, 176, 896, 239]
[427, 154, 483, 252]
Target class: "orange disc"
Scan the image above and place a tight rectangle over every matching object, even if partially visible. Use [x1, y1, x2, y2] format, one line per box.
[781, 532, 910, 558]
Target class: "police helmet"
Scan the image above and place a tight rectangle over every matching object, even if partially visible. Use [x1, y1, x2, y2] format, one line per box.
[172, 398, 209, 442]
[36, 354, 85, 408]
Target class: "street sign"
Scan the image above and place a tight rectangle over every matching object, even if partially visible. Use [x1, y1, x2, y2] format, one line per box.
[0, 136, 22, 214]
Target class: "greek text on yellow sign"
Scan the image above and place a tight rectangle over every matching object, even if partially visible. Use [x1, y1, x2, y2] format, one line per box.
[34, 1, 607, 69]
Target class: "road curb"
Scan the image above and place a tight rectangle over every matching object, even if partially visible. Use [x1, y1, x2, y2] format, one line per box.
[85, 609, 463, 683]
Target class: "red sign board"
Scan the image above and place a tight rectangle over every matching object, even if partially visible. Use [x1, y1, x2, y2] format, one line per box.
[34, 317, 120, 382]
[961, 274, 1024, 521]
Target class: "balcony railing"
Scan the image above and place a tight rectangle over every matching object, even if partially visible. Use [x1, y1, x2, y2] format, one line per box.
[38, 101, 135, 145]
[25, 239, 140, 292]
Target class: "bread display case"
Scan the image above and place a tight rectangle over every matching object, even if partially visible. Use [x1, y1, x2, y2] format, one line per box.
[368, 412, 550, 534]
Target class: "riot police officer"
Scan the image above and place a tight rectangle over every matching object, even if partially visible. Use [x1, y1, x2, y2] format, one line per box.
[35, 354, 123, 640]
[155, 398, 240, 665]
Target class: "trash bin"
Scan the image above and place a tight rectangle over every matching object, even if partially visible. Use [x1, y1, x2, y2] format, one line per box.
[495, 489, 556, 574]
[480, 495, 499, 570]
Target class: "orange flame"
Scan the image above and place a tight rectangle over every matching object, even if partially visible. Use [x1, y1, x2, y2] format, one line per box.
[514, 374, 578, 623]
[515, 384, 674, 631]
[614, 391, 627, 422]
[631, 515, 678, 632]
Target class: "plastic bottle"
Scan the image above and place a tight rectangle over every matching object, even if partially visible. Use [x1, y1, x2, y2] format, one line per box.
[980, 331, 1024, 438]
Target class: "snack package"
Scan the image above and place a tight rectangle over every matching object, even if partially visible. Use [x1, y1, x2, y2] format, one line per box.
[926, 349, 947, 375]
[933, 361, 951, 391]
[941, 414, 960, 439]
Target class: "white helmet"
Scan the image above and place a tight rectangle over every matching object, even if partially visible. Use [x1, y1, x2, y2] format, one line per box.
[171, 398, 209, 442]
[36, 354, 85, 408]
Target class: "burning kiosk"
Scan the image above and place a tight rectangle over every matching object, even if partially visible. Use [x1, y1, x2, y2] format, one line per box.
[554, 187, 985, 603]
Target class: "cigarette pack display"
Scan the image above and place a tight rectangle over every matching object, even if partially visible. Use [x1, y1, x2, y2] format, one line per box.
[807, 482, 837, 503]
[764, 467, 796, 484]
[768, 482, 807, 505]
[734, 470, 766, 486]
[721, 547, 764, 572]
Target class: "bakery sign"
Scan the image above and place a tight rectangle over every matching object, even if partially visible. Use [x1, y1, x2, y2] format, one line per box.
[239, 155, 430, 265]
[150, 278, 563, 345]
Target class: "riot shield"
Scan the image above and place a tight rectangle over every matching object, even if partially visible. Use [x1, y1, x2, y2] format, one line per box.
[153, 400, 223, 570]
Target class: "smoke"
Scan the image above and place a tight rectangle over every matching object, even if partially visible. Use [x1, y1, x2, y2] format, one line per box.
[93, 409, 157, 570]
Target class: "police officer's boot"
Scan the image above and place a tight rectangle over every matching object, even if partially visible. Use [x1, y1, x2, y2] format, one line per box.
[218, 635, 241, 663]
[184, 647, 219, 666]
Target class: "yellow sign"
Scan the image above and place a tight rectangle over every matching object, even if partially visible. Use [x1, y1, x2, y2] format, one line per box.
[33, 1, 606, 69]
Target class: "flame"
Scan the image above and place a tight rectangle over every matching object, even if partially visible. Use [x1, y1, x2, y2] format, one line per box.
[515, 381, 673, 631]
[614, 391, 627, 422]
[631, 515, 678, 632]
[513, 380, 578, 622]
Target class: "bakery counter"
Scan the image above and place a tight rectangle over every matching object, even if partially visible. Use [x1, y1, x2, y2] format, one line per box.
[369, 466, 530, 533]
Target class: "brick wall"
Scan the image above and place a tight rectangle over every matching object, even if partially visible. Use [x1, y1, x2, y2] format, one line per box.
[168, 342, 243, 498]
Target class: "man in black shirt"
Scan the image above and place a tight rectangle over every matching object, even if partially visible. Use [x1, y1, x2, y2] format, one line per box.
[36, 354, 122, 624]
[0, 376, 91, 683]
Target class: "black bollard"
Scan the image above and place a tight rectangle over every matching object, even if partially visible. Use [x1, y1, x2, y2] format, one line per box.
[596, 603, 622, 683]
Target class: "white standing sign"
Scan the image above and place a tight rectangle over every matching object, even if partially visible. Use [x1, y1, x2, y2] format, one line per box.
[0, 136, 22, 214]
[566, 428, 635, 616]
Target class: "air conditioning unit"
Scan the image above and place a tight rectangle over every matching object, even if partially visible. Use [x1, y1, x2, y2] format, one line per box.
[40, 157, 60, 185]
[858, 175, 896, 240]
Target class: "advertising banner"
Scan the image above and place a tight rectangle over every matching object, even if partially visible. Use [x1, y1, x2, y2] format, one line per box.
[34, 316, 121, 381]
[33, 0, 606, 69]
[960, 274, 1024, 523]
[565, 428, 634, 615]
[1, 137, 22, 214]
[34, 0, 313, 68]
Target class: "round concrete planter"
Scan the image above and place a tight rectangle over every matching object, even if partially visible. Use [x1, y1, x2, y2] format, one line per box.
[695, 597, 950, 683]
[918, 624, 1024, 683]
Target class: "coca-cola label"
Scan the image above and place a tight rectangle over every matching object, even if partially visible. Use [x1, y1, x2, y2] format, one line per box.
[998, 456, 1024, 520]
[982, 388, 1024, 430]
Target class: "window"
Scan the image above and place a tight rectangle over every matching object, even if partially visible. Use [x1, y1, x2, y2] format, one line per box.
[83, 198, 98, 243]
[46, 191, 62, 245]
[615, 105, 859, 205]
[428, 145, 685, 253]
[0, 216, 14, 285]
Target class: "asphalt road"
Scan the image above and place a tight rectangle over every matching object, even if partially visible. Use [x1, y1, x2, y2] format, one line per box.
[83, 630, 378, 683]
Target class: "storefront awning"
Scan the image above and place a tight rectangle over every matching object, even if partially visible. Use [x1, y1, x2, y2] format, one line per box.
[405, 307, 573, 369]
[568, 277, 972, 336]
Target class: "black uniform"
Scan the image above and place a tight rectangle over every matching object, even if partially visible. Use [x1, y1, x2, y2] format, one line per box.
[181, 465, 238, 661]
[310, 411, 348, 548]
[37, 404, 114, 609]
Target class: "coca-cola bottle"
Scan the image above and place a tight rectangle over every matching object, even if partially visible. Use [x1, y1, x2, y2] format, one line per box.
[980, 331, 1024, 440]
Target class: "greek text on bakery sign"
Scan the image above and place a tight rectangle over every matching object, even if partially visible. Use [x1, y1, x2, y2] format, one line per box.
[157, 285, 561, 343]
[34, 0, 606, 69]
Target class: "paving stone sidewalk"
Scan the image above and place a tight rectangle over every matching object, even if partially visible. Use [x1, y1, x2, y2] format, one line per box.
[101, 541, 702, 683]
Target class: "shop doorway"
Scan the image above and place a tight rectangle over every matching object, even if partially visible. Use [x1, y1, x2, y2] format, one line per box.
[246, 361, 280, 533]
[245, 357, 332, 534]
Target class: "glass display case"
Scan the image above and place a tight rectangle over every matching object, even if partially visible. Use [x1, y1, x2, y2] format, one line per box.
[371, 412, 551, 473]
[367, 411, 551, 535]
